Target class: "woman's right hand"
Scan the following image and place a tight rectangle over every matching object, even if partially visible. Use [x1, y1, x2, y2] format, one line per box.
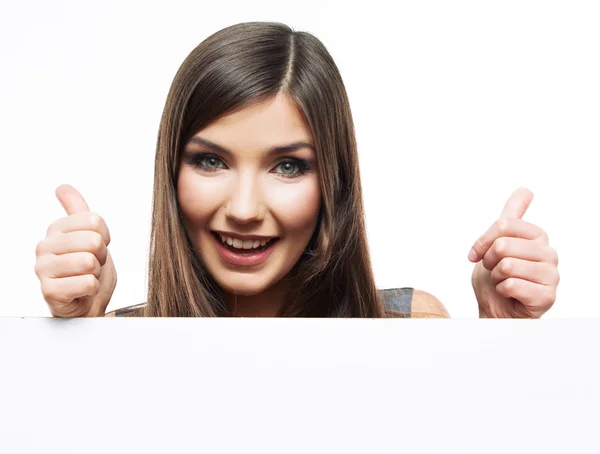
[35, 184, 117, 317]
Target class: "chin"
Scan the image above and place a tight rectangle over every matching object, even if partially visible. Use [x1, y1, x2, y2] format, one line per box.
[217, 278, 270, 297]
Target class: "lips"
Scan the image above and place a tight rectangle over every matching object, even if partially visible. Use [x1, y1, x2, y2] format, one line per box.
[212, 232, 277, 253]
[211, 232, 279, 266]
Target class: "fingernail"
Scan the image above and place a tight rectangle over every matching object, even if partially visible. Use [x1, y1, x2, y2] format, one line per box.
[468, 248, 478, 262]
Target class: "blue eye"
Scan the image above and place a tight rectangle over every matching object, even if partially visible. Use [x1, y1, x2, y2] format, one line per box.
[203, 157, 221, 169]
[188, 153, 226, 171]
[186, 153, 311, 178]
[273, 159, 311, 178]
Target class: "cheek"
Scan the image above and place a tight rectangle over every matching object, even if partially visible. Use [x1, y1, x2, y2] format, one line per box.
[268, 178, 321, 235]
[177, 168, 226, 227]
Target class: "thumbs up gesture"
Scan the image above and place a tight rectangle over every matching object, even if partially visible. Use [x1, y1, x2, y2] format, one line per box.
[469, 188, 559, 318]
[34, 185, 117, 317]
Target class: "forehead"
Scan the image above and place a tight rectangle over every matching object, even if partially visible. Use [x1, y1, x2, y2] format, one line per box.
[193, 92, 313, 151]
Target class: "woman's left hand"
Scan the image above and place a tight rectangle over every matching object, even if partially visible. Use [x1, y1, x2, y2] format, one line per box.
[468, 188, 560, 318]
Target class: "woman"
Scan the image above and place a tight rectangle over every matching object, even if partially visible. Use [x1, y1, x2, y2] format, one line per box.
[34, 22, 559, 318]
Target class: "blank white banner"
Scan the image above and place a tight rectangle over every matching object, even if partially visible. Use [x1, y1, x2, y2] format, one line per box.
[1, 318, 598, 453]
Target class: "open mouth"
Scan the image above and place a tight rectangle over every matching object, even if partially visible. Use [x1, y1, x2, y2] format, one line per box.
[211, 232, 279, 255]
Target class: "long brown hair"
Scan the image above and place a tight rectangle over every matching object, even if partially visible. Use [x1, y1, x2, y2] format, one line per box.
[142, 22, 384, 317]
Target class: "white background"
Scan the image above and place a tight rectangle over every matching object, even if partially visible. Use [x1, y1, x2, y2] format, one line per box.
[0, 0, 598, 317]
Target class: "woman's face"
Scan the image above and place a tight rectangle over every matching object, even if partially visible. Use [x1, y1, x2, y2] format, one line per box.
[177, 92, 321, 297]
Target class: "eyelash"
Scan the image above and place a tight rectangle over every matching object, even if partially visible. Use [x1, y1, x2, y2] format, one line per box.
[187, 153, 311, 178]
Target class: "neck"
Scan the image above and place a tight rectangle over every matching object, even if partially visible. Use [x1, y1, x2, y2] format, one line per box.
[224, 280, 289, 317]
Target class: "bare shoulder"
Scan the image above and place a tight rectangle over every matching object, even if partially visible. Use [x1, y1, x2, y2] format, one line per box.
[411, 290, 450, 318]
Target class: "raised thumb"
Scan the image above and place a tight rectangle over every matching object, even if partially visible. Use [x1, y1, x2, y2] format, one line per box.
[55, 184, 91, 215]
[499, 187, 534, 220]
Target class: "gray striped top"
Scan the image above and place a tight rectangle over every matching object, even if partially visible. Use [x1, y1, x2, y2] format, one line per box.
[108, 287, 414, 317]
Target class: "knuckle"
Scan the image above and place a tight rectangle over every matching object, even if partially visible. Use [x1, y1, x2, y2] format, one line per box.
[495, 219, 510, 235]
[34, 257, 45, 278]
[88, 212, 104, 231]
[500, 258, 513, 274]
[493, 238, 507, 256]
[45, 220, 60, 238]
[81, 252, 98, 273]
[46, 217, 67, 238]
[88, 212, 110, 245]
[45, 224, 54, 238]
[546, 247, 558, 265]
[85, 275, 100, 294]
[35, 240, 46, 257]
[40, 279, 56, 301]
[503, 278, 516, 292]
[495, 281, 509, 298]
[545, 288, 557, 307]
[88, 231, 104, 253]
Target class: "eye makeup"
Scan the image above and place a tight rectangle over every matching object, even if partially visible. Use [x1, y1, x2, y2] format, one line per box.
[185, 152, 313, 179]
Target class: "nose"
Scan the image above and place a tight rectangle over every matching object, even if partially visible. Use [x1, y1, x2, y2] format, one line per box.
[224, 172, 266, 224]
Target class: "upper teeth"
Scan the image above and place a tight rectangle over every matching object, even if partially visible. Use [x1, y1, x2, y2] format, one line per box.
[219, 235, 272, 250]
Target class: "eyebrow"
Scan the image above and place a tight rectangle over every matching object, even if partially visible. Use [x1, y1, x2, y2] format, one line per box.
[186, 136, 315, 157]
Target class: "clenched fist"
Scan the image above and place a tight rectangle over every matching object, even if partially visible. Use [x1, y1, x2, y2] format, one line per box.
[469, 188, 559, 318]
[34, 184, 117, 317]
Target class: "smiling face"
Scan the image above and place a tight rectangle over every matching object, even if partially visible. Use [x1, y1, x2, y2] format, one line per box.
[177, 92, 321, 301]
